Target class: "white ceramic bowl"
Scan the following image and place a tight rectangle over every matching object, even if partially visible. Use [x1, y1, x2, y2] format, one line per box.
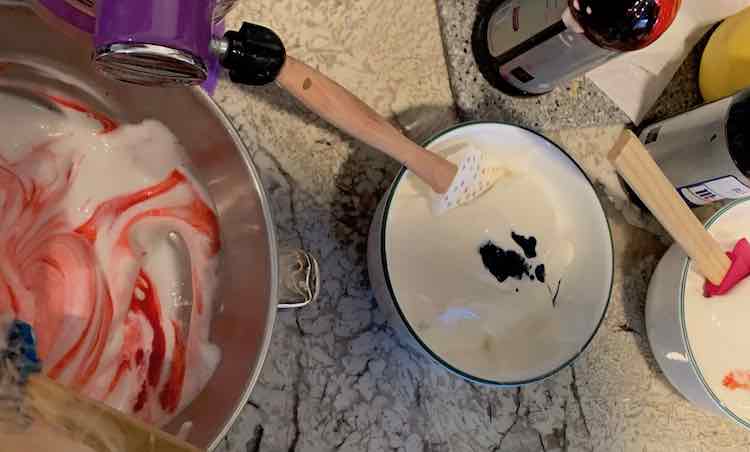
[367, 122, 614, 385]
[648, 198, 750, 427]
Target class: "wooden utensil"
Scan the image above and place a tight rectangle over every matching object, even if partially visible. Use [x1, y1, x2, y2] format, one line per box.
[276, 56, 458, 194]
[23, 375, 201, 452]
[609, 129, 731, 286]
[1, 320, 200, 452]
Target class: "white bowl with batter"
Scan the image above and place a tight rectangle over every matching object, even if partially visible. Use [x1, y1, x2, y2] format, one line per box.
[648, 199, 750, 427]
[367, 122, 614, 385]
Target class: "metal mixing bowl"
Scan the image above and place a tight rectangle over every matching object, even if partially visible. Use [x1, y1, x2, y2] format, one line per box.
[0, 3, 316, 449]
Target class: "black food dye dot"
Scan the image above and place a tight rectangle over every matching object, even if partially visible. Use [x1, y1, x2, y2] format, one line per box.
[535, 264, 546, 284]
[511, 232, 538, 259]
[479, 241, 531, 283]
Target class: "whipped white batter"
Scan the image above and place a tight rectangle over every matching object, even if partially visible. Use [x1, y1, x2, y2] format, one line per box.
[383, 125, 612, 382]
[0, 89, 221, 425]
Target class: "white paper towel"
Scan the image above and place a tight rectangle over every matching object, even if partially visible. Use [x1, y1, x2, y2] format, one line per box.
[586, 0, 750, 124]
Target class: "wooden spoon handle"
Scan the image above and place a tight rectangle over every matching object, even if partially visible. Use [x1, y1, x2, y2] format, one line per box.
[609, 130, 731, 285]
[27, 375, 201, 452]
[276, 56, 457, 193]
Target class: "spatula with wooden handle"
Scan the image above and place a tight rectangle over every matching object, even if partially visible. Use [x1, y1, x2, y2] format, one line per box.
[275, 57, 457, 194]
[214, 23, 506, 214]
[276, 57, 510, 213]
[0, 319, 201, 452]
[610, 130, 750, 296]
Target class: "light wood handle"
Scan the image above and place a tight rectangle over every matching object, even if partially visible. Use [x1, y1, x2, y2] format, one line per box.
[276, 56, 457, 193]
[609, 130, 731, 285]
[27, 375, 201, 452]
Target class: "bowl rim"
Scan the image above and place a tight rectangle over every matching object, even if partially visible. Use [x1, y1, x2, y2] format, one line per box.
[192, 89, 280, 451]
[679, 197, 750, 430]
[378, 120, 615, 386]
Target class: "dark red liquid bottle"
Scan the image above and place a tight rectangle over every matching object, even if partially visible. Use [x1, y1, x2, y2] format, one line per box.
[472, 0, 682, 96]
[571, 0, 682, 50]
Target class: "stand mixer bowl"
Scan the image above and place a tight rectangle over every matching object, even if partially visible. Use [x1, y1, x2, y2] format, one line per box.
[2, 2, 317, 450]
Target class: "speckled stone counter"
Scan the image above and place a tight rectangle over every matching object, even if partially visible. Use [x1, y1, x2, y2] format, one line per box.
[209, 1, 750, 451]
[639, 30, 713, 126]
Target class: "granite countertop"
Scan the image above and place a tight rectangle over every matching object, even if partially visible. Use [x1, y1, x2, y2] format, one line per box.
[212, 1, 750, 451]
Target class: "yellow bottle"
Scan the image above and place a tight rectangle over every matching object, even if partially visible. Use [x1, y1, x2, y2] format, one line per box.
[700, 6, 750, 102]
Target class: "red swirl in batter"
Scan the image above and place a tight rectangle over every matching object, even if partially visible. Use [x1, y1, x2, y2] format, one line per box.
[0, 97, 221, 425]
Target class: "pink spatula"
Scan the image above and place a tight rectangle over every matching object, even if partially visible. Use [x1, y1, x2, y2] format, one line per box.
[609, 130, 749, 297]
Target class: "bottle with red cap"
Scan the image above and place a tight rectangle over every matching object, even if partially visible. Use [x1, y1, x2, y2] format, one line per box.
[472, 0, 682, 96]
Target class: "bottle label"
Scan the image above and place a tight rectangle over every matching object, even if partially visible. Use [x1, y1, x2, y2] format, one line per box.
[483, 0, 615, 94]
[679, 176, 750, 206]
[487, 0, 568, 57]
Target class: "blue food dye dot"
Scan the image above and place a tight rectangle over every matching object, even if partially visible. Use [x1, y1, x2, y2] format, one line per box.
[4, 320, 42, 382]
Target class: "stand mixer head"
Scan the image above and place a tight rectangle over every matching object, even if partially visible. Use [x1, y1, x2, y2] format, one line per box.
[36, 0, 241, 86]
[31, 0, 470, 210]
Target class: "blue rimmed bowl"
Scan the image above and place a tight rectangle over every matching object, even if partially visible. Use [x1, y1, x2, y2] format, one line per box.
[367, 121, 614, 385]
